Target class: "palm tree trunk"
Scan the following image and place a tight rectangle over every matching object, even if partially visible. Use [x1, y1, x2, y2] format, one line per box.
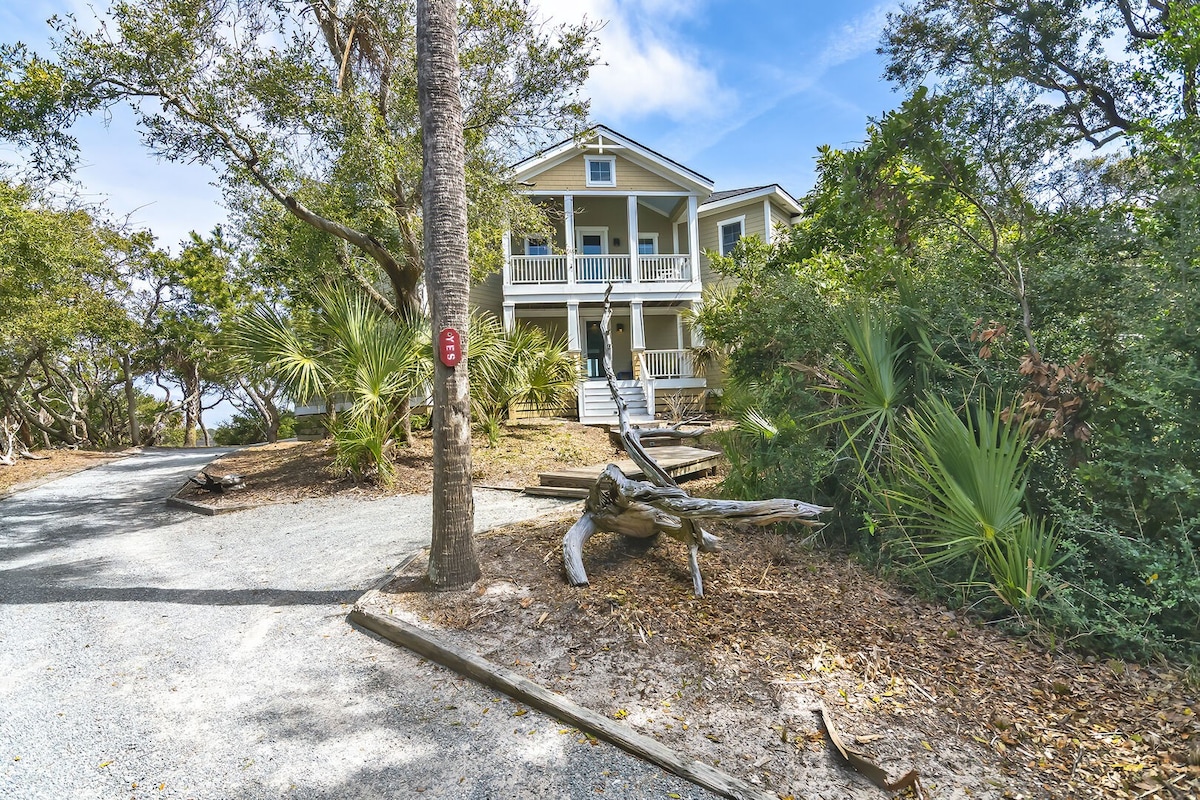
[417, 0, 479, 588]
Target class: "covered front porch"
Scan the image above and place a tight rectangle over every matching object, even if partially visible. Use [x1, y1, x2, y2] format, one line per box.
[513, 301, 706, 425]
[502, 192, 702, 301]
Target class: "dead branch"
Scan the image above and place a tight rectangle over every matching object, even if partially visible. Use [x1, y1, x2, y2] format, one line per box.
[563, 286, 831, 596]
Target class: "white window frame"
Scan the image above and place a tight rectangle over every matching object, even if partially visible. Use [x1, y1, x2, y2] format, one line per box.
[584, 155, 617, 187]
[718, 215, 745, 256]
[524, 236, 551, 256]
[636, 232, 659, 255]
[575, 226, 610, 254]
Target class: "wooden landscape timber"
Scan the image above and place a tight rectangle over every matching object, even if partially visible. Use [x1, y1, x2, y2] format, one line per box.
[562, 287, 831, 597]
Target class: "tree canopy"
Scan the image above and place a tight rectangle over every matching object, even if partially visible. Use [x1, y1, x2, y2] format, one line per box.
[1, 0, 598, 313]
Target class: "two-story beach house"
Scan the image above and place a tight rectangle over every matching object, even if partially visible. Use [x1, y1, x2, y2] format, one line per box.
[469, 125, 802, 425]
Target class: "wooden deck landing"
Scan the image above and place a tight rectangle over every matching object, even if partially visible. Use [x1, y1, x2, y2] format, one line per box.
[524, 445, 722, 499]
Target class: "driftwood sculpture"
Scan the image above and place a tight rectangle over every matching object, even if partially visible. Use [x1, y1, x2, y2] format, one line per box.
[187, 471, 246, 493]
[563, 288, 831, 597]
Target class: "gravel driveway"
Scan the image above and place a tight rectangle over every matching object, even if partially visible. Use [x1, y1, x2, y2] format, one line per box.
[0, 448, 715, 799]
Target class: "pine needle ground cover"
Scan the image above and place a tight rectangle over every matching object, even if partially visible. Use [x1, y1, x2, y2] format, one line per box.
[367, 515, 1199, 800]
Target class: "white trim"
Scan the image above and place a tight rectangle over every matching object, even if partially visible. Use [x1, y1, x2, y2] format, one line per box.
[636, 199, 672, 218]
[718, 215, 746, 256]
[566, 302, 580, 351]
[584, 155, 616, 187]
[511, 125, 714, 193]
[672, 223, 680, 255]
[563, 194, 576, 283]
[687, 195, 699, 276]
[630, 300, 645, 350]
[523, 190, 700, 198]
[698, 185, 802, 217]
[763, 198, 772, 245]
[502, 230, 512, 287]
[636, 232, 659, 255]
[574, 226, 609, 254]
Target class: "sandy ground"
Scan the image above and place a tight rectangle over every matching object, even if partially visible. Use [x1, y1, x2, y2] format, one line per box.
[0, 449, 714, 800]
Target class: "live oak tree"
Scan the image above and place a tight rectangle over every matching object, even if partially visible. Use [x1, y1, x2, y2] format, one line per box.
[418, 0, 479, 588]
[132, 231, 244, 448]
[0, 182, 137, 449]
[0, 0, 597, 316]
[882, 0, 1200, 148]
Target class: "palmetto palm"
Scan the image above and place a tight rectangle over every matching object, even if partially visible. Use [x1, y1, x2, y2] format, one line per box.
[230, 283, 430, 482]
[883, 394, 1063, 607]
[818, 306, 910, 472]
[468, 312, 579, 444]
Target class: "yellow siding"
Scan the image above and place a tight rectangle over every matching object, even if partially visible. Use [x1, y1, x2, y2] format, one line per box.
[698, 198, 768, 288]
[571, 196, 628, 251]
[530, 153, 688, 193]
[653, 387, 707, 416]
[469, 271, 503, 318]
[643, 314, 679, 350]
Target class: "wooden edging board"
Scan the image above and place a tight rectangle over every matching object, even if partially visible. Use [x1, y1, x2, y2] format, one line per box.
[347, 598, 780, 800]
[164, 495, 259, 516]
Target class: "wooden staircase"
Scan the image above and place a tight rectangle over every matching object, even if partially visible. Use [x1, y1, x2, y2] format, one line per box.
[524, 444, 722, 499]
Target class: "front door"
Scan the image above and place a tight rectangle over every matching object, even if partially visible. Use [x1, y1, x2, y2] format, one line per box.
[584, 319, 604, 378]
[576, 228, 607, 283]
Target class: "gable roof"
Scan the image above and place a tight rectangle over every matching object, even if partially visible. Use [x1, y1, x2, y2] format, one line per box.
[699, 184, 803, 217]
[510, 125, 715, 194]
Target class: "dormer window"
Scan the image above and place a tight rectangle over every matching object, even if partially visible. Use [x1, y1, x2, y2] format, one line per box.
[585, 156, 616, 187]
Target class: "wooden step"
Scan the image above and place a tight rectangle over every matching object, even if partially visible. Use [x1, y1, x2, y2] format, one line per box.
[522, 485, 589, 499]
[536, 446, 722, 490]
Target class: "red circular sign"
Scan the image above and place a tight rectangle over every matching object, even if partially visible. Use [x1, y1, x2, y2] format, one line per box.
[438, 328, 461, 368]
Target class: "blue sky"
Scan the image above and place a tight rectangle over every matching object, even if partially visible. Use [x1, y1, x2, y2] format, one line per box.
[3, 1, 904, 428]
[4, 0, 904, 248]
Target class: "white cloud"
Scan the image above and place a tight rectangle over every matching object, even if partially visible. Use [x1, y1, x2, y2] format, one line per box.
[540, 0, 731, 123]
[814, 2, 896, 72]
[656, 1, 899, 162]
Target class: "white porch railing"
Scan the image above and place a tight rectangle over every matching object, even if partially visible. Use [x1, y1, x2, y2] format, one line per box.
[642, 349, 695, 379]
[576, 254, 630, 283]
[508, 254, 694, 286]
[510, 254, 568, 284]
[639, 255, 691, 282]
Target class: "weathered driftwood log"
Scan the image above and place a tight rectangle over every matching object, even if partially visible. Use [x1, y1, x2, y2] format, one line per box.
[187, 471, 246, 493]
[563, 287, 831, 597]
[608, 421, 705, 450]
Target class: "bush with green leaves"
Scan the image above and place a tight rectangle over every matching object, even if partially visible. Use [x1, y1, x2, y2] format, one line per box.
[467, 313, 579, 446]
[213, 410, 296, 445]
[230, 284, 430, 485]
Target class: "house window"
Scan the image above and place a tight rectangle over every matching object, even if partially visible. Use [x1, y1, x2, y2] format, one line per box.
[637, 234, 658, 255]
[719, 216, 745, 256]
[524, 237, 550, 256]
[585, 156, 616, 187]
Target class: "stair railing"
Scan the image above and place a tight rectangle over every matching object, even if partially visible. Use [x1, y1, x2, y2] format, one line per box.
[638, 352, 656, 419]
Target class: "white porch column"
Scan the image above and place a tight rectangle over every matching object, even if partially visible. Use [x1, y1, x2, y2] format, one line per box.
[690, 300, 705, 347]
[566, 301, 580, 352]
[502, 302, 515, 333]
[564, 194, 576, 285]
[687, 195, 699, 281]
[631, 300, 645, 351]
[672, 221, 680, 255]
[502, 230, 512, 288]
[763, 198, 773, 245]
[627, 194, 640, 284]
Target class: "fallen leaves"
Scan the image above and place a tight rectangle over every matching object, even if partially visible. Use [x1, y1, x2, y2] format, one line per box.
[375, 515, 1200, 800]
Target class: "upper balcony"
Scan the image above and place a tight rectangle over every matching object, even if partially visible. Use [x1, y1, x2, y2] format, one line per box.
[508, 253, 693, 285]
[502, 191, 703, 302]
